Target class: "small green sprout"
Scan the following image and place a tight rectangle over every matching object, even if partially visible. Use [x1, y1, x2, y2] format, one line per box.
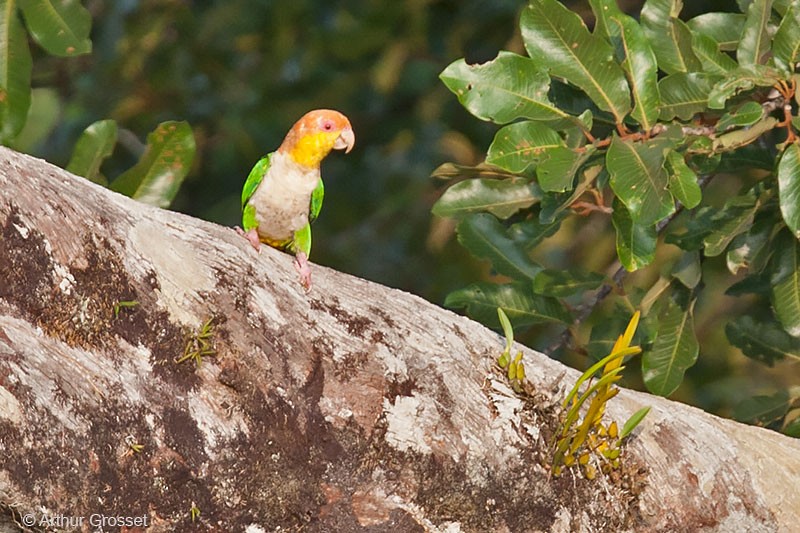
[123, 435, 144, 457]
[190, 502, 200, 522]
[552, 311, 650, 479]
[175, 317, 216, 368]
[497, 308, 525, 392]
[112, 300, 139, 318]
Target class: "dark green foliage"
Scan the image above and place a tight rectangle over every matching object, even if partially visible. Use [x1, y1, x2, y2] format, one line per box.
[436, 0, 800, 436]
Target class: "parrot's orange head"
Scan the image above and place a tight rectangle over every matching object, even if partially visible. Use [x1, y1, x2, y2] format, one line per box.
[279, 109, 355, 168]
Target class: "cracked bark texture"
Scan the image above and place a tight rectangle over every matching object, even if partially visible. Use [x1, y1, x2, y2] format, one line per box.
[0, 146, 798, 533]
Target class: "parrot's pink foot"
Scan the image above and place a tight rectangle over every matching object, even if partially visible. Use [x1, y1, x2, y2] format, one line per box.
[235, 226, 262, 252]
[294, 252, 312, 291]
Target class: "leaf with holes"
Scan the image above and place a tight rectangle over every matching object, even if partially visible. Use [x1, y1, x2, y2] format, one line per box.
[486, 121, 563, 174]
[607, 136, 675, 226]
[521, 0, 631, 123]
[536, 146, 595, 193]
[440, 52, 566, 124]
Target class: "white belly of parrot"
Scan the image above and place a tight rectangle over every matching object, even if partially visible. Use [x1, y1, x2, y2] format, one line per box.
[249, 152, 320, 242]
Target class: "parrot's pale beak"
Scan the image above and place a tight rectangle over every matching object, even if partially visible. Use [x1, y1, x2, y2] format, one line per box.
[334, 128, 355, 153]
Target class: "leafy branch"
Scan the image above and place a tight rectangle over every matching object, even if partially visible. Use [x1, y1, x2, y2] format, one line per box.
[435, 0, 800, 437]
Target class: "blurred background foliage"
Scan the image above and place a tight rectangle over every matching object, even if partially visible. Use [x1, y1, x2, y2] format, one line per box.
[11, 0, 797, 425]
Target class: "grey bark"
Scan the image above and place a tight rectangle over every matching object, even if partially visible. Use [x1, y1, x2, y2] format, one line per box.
[0, 146, 798, 533]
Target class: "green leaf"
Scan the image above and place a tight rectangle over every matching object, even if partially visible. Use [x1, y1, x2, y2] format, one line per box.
[456, 213, 542, 281]
[439, 52, 566, 124]
[783, 416, 800, 437]
[641, 0, 702, 74]
[778, 142, 800, 238]
[431, 162, 517, 181]
[507, 212, 565, 251]
[707, 65, 782, 109]
[0, 2, 32, 142]
[773, 3, 800, 72]
[658, 72, 719, 121]
[672, 250, 701, 289]
[737, 0, 774, 66]
[612, 199, 657, 271]
[687, 12, 746, 51]
[498, 307, 514, 354]
[591, 0, 660, 130]
[620, 406, 651, 439]
[17, 0, 91, 56]
[532, 269, 604, 297]
[109, 121, 195, 208]
[666, 151, 701, 209]
[712, 116, 779, 151]
[770, 231, 800, 337]
[536, 146, 594, 193]
[691, 32, 738, 75]
[521, 0, 631, 123]
[67, 119, 118, 185]
[607, 136, 675, 226]
[726, 211, 776, 274]
[445, 282, 570, 328]
[716, 101, 765, 131]
[665, 206, 715, 250]
[718, 144, 776, 171]
[643, 293, 699, 396]
[486, 121, 563, 174]
[9, 87, 58, 152]
[727, 314, 800, 365]
[726, 272, 772, 296]
[432, 178, 541, 220]
[703, 193, 759, 256]
[734, 390, 790, 425]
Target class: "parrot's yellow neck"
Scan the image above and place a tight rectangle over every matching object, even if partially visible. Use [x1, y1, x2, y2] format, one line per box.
[287, 131, 341, 168]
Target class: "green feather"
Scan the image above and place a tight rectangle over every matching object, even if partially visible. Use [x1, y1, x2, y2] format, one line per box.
[241, 153, 272, 211]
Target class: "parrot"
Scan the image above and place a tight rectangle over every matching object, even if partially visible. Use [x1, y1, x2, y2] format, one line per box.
[237, 109, 355, 290]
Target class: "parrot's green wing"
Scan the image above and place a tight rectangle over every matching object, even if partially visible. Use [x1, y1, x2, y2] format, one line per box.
[309, 178, 324, 224]
[292, 178, 324, 257]
[241, 153, 273, 232]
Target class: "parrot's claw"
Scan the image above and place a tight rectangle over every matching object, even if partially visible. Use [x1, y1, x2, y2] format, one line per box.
[235, 226, 262, 252]
[294, 252, 312, 292]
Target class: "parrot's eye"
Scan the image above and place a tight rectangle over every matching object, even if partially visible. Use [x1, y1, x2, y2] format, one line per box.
[322, 121, 334, 131]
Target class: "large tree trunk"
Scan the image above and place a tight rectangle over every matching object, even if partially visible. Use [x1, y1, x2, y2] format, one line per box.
[0, 146, 798, 532]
